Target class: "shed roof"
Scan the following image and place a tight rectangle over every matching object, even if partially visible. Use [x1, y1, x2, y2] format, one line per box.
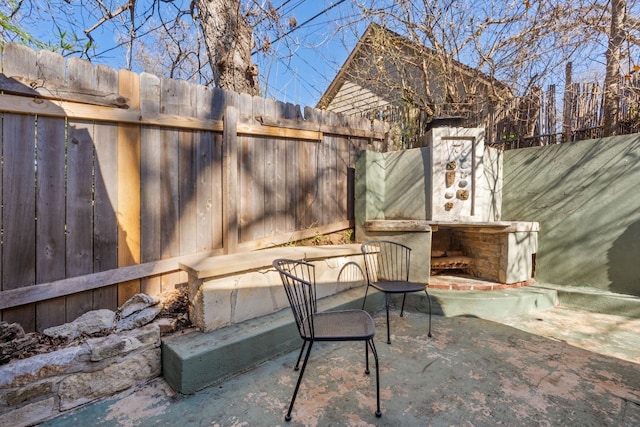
[317, 23, 511, 111]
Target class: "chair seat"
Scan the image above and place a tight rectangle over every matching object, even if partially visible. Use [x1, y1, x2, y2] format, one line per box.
[308, 310, 375, 340]
[370, 280, 426, 294]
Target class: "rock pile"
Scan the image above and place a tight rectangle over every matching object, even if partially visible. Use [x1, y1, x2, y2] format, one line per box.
[0, 292, 186, 427]
[1, 290, 188, 366]
[0, 323, 35, 365]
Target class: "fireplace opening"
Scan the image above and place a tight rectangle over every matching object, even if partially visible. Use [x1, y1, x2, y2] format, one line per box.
[430, 228, 474, 276]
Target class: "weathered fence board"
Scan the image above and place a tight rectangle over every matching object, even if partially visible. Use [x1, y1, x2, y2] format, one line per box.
[65, 57, 98, 322]
[269, 99, 287, 235]
[92, 64, 119, 311]
[178, 82, 198, 274]
[2, 44, 38, 330]
[193, 85, 214, 253]
[117, 69, 142, 305]
[34, 50, 67, 330]
[139, 72, 163, 296]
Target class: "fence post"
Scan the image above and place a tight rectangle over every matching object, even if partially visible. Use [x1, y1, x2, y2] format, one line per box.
[223, 106, 239, 254]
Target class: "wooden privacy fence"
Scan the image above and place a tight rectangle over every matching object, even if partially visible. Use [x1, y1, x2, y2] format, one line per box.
[0, 43, 387, 332]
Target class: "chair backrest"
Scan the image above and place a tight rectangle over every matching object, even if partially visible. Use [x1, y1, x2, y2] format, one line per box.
[361, 240, 412, 282]
[337, 261, 366, 288]
[273, 259, 317, 339]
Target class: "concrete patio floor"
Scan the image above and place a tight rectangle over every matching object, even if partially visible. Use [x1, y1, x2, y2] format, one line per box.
[41, 305, 640, 427]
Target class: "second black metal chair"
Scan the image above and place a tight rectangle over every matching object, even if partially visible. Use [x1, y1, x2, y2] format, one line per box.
[273, 258, 381, 422]
[361, 240, 433, 344]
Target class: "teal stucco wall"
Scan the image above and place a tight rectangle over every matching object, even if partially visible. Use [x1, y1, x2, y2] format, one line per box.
[502, 134, 640, 296]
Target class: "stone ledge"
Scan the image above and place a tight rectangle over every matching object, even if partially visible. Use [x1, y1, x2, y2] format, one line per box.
[180, 244, 363, 280]
[0, 323, 161, 427]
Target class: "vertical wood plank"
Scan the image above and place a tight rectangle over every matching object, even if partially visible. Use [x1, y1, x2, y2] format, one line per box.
[159, 77, 182, 288]
[253, 95, 266, 241]
[306, 104, 318, 229]
[195, 85, 214, 252]
[297, 135, 312, 229]
[160, 78, 180, 289]
[117, 69, 141, 305]
[272, 100, 292, 234]
[315, 110, 328, 227]
[92, 64, 119, 310]
[336, 125, 349, 224]
[1, 43, 37, 331]
[262, 98, 276, 238]
[326, 110, 339, 225]
[178, 81, 196, 286]
[34, 49, 67, 330]
[65, 57, 98, 322]
[139, 73, 162, 296]
[223, 104, 239, 254]
[302, 107, 322, 229]
[211, 89, 227, 250]
[238, 93, 251, 243]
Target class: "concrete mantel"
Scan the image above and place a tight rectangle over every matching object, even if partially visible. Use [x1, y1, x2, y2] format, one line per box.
[364, 219, 539, 234]
[427, 221, 540, 233]
[364, 219, 432, 232]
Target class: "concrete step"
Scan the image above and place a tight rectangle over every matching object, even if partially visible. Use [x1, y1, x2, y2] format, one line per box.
[161, 288, 384, 394]
[533, 283, 640, 318]
[161, 283, 558, 395]
[406, 285, 559, 320]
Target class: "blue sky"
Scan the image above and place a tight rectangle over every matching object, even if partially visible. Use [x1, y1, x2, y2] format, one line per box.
[15, 1, 635, 110]
[252, 1, 363, 108]
[10, 0, 360, 109]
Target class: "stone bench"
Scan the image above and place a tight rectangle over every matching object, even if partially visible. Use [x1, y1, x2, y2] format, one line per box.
[179, 244, 367, 333]
[163, 244, 392, 394]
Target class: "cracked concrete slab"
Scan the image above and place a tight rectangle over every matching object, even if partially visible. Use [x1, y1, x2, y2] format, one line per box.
[42, 308, 639, 426]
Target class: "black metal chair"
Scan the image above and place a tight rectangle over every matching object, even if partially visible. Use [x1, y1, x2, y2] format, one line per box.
[361, 240, 433, 344]
[273, 258, 381, 422]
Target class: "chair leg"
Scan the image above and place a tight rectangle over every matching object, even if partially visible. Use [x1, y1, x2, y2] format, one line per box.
[425, 289, 433, 338]
[361, 284, 370, 310]
[294, 341, 307, 371]
[286, 340, 314, 422]
[385, 293, 391, 344]
[368, 339, 382, 418]
[364, 341, 370, 375]
[400, 293, 407, 317]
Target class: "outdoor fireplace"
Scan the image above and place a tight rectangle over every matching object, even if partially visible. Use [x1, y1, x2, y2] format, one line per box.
[355, 126, 538, 286]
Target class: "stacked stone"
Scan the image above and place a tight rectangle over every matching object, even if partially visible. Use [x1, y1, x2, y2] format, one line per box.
[0, 293, 173, 427]
[0, 323, 37, 366]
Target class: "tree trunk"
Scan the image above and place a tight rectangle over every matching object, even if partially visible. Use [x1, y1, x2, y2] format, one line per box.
[193, 0, 259, 95]
[602, 0, 626, 137]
